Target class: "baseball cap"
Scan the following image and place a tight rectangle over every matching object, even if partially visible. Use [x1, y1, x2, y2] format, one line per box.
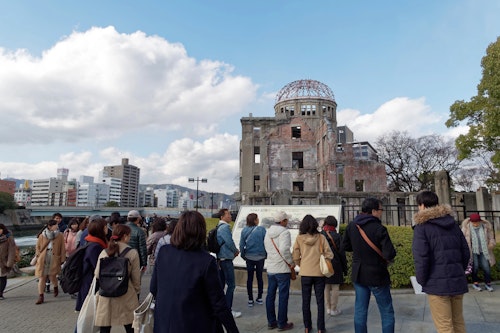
[127, 210, 141, 218]
[274, 211, 291, 223]
[89, 214, 103, 223]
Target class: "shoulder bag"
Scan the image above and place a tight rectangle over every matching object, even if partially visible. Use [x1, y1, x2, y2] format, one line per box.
[133, 292, 155, 333]
[356, 224, 390, 265]
[270, 238, 296, 280]
[77, 277, 99, 333]
[319, 236, 334, 277]
[30, 240, 51, 266]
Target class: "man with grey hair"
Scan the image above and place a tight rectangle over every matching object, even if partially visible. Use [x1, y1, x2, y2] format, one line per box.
[264, 211, 295, 331]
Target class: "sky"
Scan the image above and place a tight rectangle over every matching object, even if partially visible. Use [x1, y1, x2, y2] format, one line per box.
[0, 0, 499, 195]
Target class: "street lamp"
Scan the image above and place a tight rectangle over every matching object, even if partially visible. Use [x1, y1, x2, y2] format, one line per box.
[188, 177, 207, 211]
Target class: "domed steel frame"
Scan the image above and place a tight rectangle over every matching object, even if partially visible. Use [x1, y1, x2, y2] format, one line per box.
[275, 79, 335, 104]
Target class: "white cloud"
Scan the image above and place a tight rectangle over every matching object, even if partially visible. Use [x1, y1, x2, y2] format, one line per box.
[337, 97, 449, 142]
[0, 26, 257, 144]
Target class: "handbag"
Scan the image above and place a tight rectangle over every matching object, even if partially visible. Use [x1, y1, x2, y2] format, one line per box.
[319, 236, 334, 277]
[270, 238, 296, 280]
[133, 292, 155, 333]
[77, 277, 99, 333]
[31, 240, 51, 266]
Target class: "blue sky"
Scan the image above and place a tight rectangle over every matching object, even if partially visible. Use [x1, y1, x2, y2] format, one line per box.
[0, 0, 499, 194]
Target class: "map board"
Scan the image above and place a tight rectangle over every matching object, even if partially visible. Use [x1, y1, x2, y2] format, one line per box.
[232, 205, 342, 268]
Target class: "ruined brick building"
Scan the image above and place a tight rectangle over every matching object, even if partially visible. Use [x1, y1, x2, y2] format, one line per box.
[238, 79, 387, 206]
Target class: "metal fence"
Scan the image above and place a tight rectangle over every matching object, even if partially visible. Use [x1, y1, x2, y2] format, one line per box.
[340, 204, 499, 234]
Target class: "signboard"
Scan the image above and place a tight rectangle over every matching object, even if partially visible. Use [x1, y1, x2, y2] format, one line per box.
[232, 205, 342, 268]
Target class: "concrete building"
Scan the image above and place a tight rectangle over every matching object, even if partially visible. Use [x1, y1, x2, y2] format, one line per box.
[103, 158, 140, 207]
[99, 173, 122, 205]
[31, 178, 64, 206]
[239, 79, 387, 206]
[138, 187, 155, 207]
[0, 179, 16, 195]
[154, 188, 180, 208]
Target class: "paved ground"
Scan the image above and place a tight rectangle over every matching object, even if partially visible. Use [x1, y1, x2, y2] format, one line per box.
[2, 272, 499, 333]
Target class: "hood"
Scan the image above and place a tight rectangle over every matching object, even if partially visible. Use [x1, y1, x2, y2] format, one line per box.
[413, 204, 455, 228]
[267, 224, 288, 239]
[301, 233, 320, 245]
[352, 213, 380, 226]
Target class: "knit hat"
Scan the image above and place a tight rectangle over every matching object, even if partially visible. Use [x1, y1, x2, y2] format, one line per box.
[469, 213, 481, 222]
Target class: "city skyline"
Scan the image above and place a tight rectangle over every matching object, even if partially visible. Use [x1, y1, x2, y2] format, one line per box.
[1, 1, 499, 194]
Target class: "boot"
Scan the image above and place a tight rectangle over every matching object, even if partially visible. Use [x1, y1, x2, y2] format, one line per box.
[54, 286, 59, 297]
[35, 294, 44, 305]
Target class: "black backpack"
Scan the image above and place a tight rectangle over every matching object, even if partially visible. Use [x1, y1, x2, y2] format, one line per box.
[59, 244, 89, 294]
[206, 224, 224, 254]
[98, 247, 132, 297]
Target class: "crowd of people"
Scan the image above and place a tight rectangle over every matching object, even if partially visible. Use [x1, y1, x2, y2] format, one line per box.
[0, 191, 497, 333]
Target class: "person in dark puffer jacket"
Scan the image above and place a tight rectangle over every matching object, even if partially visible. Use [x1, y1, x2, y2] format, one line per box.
[412, 191, 469, 333]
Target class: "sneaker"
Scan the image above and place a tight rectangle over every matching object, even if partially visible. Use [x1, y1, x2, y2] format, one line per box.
[268, 322, 278, 330]
[232, 311, 242, 318]
[472, 283, 482, 291]
[277, 322, 294, 331]
[331, 309, 342, 316]
[256, 298, 263, 305]
[485, 284, 494, 292]
[248, 300, 254, 307]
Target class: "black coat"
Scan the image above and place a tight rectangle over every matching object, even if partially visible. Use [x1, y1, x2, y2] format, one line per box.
[412, 205, 469, 296]
[150, 245, 239, 333]
[76, 241, 105, 310]
[321, 230, 347, 284]
[342, 214, 396, 286]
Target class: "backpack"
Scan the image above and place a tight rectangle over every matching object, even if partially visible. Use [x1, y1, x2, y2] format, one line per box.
[59, 244, 89, 294]
[206, 225, 224, 254]
[98, 247, 132, 297]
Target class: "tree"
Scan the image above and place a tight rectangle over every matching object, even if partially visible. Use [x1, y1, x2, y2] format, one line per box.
[446, 36, 500, 187]
[375, 131, 462, 192]
[104, 201, 119, 207]
[0, 192, 18, 213]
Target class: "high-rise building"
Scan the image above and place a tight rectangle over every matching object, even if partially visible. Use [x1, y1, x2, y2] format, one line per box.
[31, 178, 64, 206]
[103, 158, 140, 207]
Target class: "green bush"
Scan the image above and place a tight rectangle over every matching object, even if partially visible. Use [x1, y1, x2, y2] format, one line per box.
[17, 246, 35, 268]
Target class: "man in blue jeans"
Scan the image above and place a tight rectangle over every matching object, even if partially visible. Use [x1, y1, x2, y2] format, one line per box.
[263, 211, 295, 331]
[342, 198, 397, 333]
[216, 208, 242, 318]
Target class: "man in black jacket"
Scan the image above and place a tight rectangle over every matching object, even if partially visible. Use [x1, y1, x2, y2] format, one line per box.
[342, 197, 397, 333]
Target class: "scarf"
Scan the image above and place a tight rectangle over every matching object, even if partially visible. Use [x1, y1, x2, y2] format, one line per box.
[470, 224, 490, 261]
[85, 235, 108, 249]
[323, 225, 337, 233]
[0, 234, 8, 243]
[43, 228, 59, 240]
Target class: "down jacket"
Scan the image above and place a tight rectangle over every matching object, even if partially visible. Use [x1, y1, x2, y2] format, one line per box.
[412, 205, 469, 296]
[264, 224, 293, 274]
[461, 217, 496, 266]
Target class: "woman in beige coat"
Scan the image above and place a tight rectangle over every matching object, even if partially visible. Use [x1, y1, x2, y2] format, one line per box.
[461, 213, 496, 292]
[0, 223, 17, 300]
[94, 224, 140, 333]
[293, 215, 333, 333]
[34, 219, 65, 304]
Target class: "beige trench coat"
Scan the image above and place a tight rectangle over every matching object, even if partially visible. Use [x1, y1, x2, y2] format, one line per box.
[94, 242, 141, 327]
[461, 218, 496, 266]
[34, 232, 65, 277]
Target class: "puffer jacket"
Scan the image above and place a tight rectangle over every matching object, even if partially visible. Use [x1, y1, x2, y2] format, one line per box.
[461, 218, 496, 266]
[293, 233, 333, 277]
[126, 222, 147, 268]
[264, 224, 293, 274]
[412, 205, 469, 296]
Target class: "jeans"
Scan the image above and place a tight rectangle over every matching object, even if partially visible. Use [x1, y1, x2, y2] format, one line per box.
[266, 273, 291, 328]
[219, 259, 236, 309]
[301, 276, 326, 331]
[353, 283, 395, 333]
[472, 253, 491, 284]
[246, 259, 265, 300]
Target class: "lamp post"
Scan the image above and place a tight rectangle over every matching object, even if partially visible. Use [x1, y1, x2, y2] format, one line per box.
[188, 177, 207, 211]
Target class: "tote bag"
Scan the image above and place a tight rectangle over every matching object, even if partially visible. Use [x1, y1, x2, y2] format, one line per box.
[77, 277, 99, 333]
[133, 292, 155, 333]
[319, 236, 334, 277]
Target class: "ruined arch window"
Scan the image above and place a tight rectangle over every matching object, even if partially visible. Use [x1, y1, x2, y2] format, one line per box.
[336, 164, 344, 188]
[254, 175, 260, 192]
[285, 105, 295, 116]
[293, 181, 304, 192]
[300, 104, 316, 116]
[355, 180, 364, 192]
[292, 126, 301, 139]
